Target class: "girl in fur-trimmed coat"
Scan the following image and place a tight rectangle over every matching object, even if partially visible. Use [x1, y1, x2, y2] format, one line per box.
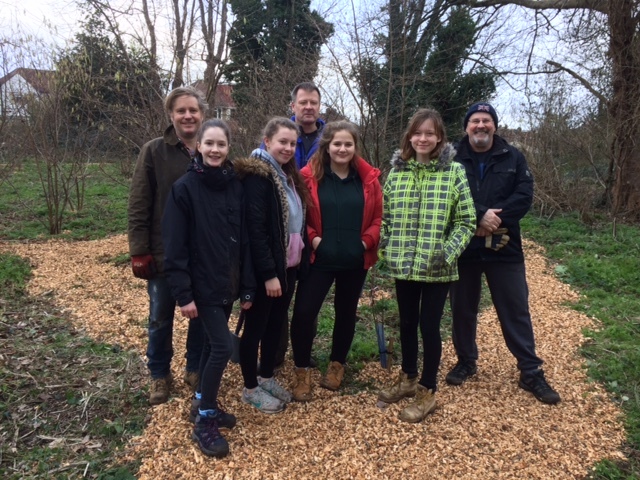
[234, 117, 309, 414]
[376, 108, 475, 423]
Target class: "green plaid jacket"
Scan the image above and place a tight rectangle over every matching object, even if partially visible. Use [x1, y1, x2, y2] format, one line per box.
[380, 145, 476, 282]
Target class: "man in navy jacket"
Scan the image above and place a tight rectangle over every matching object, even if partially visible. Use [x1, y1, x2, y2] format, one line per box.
[447, 102, 560, 405]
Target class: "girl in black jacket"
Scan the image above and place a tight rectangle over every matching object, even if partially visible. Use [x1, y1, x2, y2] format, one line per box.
[234, 117, 309, 414]
[163, 119, 254, 458]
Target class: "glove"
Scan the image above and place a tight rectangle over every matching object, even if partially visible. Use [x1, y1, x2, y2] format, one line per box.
[485, 228, 510, 251]
[131, 254, 157, 279]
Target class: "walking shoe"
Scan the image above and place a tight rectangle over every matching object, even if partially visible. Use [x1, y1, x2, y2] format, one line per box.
[398, 385, 437, 423]
[241, 387, 285, 414]
[192, 415, 229, 458]
[292, 367, 312, 402]
[319, 361, 345, 391]
[518, 369, 561, 404]
[445, 361, 477, 385]
[258, 376, 293, 404]
[377, 371, 418, 404]
[149, 374, 172, 405]
[183, 370, 199, 392]
[189, 398, 237, 429]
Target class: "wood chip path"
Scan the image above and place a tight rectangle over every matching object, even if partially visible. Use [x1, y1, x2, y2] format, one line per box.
[0, 235, 626, 479]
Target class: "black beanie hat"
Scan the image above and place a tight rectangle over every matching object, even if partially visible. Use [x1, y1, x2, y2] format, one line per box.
[463, 102, 499, 129]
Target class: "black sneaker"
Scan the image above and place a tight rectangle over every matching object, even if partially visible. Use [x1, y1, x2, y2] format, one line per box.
[189, 398, 237, 429]
[518, 369, 561, 404]
[445, 361, 477, 385]
[192, 415, 229, 458]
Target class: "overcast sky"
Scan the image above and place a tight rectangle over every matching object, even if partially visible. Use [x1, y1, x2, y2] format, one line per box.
[3, 0, 588, 130]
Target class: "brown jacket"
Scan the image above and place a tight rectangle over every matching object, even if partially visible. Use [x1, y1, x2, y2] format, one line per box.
[127, 125, 193, 273]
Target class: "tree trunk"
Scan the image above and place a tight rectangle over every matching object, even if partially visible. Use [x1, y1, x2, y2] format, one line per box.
[608, 0, 640, 220]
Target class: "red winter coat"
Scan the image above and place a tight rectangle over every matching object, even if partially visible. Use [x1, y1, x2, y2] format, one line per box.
[301, 157, 382, 269]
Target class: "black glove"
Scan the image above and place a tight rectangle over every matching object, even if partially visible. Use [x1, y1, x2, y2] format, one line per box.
[131, 254, 157, 279]
[485, 228, 510, 251]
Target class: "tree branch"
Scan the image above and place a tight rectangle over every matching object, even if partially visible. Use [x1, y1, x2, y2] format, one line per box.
[545, 60, 608, 104]
[455, 0, 607, 14]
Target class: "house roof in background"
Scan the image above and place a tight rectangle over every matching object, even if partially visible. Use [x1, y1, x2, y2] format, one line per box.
[0, 68, 55, 94]
[191, 80, 235, 109]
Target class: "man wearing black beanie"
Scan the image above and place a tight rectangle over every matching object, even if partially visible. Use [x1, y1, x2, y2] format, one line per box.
[446, 102, 561, 405]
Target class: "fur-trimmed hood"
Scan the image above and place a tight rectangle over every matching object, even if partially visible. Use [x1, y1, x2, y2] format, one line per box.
[390, 143, 457, 171]
[233, 155, 276, 180]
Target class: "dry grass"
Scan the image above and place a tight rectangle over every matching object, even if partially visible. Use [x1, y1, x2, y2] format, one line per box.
[0, 236, 626, 479]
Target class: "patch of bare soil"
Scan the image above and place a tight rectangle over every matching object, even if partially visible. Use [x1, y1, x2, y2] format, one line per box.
[0, 236, 626, 479]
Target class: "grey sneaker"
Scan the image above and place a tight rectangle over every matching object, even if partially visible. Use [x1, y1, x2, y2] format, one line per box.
[241, 387, 285, 414]
[258, 376, 293, 404]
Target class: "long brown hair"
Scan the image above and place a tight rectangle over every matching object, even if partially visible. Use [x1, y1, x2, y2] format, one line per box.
[400, 108, 447, 161]
[263, 117, 310, 207]
[309, 121, 360, 181]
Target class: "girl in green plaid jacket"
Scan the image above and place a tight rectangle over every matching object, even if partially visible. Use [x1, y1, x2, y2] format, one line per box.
[377, 108, 476, 423]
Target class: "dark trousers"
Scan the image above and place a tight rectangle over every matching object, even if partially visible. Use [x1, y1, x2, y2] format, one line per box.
[395, 279, 451, 391]
[146, 276, 203, 378]
[197, 304, 233, 411]
[291, 268, 368, 367]
[449, 261, 542, 373]
[239, 268, 297, 389]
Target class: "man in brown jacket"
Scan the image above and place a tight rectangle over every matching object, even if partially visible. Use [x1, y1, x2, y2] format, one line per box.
[128, 86, 206, 405]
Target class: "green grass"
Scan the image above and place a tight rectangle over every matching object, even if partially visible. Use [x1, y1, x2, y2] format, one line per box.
[0, 253, 147, 479]
[522, 213, 640, 479]
[0, 163, 130, 240]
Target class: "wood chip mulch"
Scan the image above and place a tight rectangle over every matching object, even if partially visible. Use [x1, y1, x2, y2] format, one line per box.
[0, 235, 626, 479]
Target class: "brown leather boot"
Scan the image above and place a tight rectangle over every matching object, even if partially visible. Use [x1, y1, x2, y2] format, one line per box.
[292, 367, 312, 401]
[149, 373, 173, 405]
[183, 370, 199, 392]
[319, 361, 344, 391]
[398, 385, 436, 423]
[377, 371, 417, 404]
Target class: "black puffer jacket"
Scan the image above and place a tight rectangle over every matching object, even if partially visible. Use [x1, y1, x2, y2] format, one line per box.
[233, 156, 307, 292]
[455, 134, 533, 263]
[162, 158, 255, 307]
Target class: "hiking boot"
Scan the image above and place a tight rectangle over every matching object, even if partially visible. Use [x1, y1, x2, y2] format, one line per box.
[292, 367, 312, 402]
[149, 374, 172, 405]
[241, 387, 285, 414]
[258, 376, 293, 404]
[192, 415, 229, 458]
[445, 361, 477, 386]
[183, 370, 199, 392]
[319, 361, 345, 391]
[518, 369, 561, 404]
[377, 371, 418, 404]
[398, 385, 437, 423]
[189, 398, 237, 429]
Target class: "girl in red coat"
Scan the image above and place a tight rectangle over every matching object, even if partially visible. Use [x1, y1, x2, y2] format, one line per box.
[290, 121, 383, 401]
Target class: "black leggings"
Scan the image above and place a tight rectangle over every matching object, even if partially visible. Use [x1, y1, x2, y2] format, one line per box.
[239, 268, 297, 389]
[197, 304, 233, 411]
[395, 279, 451, 391]
[291, 268, 368, 367]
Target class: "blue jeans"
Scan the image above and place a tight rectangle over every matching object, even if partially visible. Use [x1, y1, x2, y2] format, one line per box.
[146, 276, 204, 379]
[198, 305, 233, 411]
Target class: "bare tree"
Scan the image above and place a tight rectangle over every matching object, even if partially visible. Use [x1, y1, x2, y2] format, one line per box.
[453, 0, 640, 220]
[197, 0, 229, 105]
